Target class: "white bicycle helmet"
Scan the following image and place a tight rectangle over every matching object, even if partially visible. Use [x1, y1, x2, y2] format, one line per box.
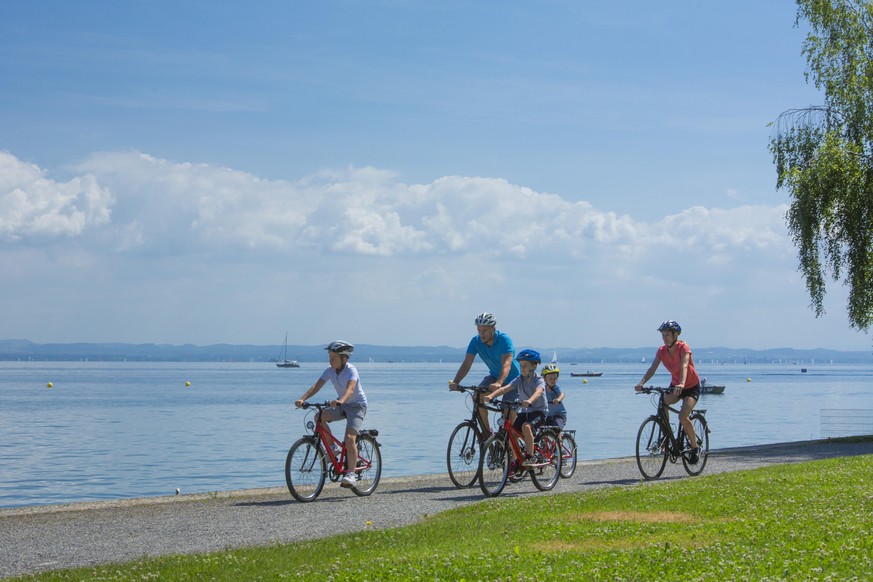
[474, 312, 497, 327]
[325, 340, 355, 356]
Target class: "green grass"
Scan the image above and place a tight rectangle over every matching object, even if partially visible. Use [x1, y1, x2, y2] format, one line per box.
[16, 454, 873, 581]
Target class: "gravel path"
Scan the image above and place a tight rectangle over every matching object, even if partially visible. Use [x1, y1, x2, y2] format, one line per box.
[2, 439, 871, 579]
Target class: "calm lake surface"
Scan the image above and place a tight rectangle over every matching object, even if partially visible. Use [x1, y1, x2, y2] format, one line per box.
[2, 360, 872, 508]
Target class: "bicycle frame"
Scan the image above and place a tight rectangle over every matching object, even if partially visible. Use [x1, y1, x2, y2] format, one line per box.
[635, 386, 709, 480]
[303, 402, 373, 477]
[454, 384, 501, 434]
[494, 402, 555, 471]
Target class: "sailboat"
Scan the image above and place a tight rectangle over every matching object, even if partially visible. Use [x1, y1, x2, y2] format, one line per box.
[276, 333, 300, 368]
[551, 351, 558, 364]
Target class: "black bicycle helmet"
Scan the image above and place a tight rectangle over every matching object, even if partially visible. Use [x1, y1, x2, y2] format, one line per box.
[657, 320, 682, 334]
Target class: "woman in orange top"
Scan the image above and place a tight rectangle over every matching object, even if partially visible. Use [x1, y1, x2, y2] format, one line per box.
[635, 320, 701, 464]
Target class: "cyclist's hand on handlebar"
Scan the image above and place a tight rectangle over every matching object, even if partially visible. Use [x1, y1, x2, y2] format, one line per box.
[295, 399, 305, 408]
[483, 394, 493, 403]
[448, 380, 460, 391]
[634, 384, 643, 392]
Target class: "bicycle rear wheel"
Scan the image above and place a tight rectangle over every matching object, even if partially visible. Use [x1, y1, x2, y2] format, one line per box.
[285, 437, 326, 502]
[635, 416, 668, 480]
[559, 431, 578, 479]
[478, 434, 509, 497]
[681, 414, 710, 476]
[446, 421, 481, 488]
[352, 434, 382, 496]
[530, 428, 561, 491]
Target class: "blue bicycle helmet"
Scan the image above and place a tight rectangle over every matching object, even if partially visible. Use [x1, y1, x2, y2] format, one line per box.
[515, 349, 542, 364]
[657, 320, 682, 334]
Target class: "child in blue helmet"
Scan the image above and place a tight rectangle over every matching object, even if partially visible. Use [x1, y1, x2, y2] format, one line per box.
[485, 349, 548, 468]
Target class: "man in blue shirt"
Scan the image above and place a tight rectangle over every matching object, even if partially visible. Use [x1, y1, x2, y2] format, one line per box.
[449, 312, 521, 433]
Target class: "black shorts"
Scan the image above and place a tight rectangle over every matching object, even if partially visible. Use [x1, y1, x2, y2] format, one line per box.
[673, 384, 700, 401]
[543, 413, 567, 430]
[513, 410, 545, 432]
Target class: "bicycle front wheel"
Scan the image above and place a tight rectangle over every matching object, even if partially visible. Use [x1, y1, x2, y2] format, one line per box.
[636, 416, 668, 480]
[530, 428, 561, 491]
[352, 434, 382, 496]
[446, 421, 481, 488]
[559, 431, 578, 479]
[682, 414, 710, 476]
[478, 434, 509, 497]
[285, 437, 326, 502]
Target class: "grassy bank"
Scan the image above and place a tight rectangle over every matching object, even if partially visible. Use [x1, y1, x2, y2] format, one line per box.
[17, 454, 873, 581]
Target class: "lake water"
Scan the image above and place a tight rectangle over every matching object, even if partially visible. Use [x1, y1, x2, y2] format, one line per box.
[2, 360, 873, 508]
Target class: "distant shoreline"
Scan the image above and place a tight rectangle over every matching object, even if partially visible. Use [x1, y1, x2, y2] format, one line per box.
[2, 339, 871, 364]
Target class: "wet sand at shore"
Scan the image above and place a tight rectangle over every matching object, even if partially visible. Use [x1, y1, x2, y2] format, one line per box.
[2, 439, 871, 579]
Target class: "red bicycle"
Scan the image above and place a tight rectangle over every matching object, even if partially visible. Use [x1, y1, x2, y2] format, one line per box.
[478, 400, 562, 497]
[285, 401, 382, 502]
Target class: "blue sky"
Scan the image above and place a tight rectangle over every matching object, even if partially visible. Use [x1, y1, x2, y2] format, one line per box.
[0, 1, 867, 351]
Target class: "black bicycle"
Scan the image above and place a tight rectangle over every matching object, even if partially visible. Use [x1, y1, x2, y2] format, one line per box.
[635, 387, 710, 480]
[446, 384, 503, 488]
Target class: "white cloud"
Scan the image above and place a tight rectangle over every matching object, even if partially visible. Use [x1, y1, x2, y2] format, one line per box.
[0, 150, 863, 350]
[3, 151, 793, 271]
[0, 151, 113, 241]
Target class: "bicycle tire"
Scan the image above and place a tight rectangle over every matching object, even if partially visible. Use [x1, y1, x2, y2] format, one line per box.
[681, 413, 710, 476]
[559, 431, 578, 479]
[446, 421, 481, 488]
[478, 434, 509, 497]
[530, 428, 561, 491]
[635, 416, 668, 480]
[351, 434, 382, 496]
[285, 437, 326, 502]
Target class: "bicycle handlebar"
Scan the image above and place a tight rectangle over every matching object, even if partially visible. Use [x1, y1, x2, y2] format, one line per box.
[449, 382, 490, 393]
[298, 400, 334, 409]
[486, 399, 530, 411]
[636, 386, 674, 395]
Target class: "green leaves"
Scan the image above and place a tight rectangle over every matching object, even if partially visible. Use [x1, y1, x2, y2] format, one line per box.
[773, 0, 873, 331]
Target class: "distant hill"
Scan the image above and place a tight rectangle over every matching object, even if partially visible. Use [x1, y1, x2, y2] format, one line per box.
[0, 339, 870, 364]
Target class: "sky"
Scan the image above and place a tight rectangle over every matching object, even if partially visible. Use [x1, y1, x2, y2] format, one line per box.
[0, 1, 868, 351]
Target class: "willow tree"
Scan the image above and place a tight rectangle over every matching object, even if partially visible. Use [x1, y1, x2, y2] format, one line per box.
[771, 0, 873, 331]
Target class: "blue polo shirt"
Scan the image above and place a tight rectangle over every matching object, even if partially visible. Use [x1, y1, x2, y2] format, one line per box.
[466, 330, 520, 383]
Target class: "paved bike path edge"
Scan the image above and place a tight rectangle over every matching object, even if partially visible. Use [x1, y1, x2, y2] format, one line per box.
[1, 438, 871, 579]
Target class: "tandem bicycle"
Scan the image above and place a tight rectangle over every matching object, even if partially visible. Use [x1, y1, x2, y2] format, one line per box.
[478, 400, 562, 497]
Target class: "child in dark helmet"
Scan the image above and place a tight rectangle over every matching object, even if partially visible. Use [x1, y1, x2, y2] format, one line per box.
[485, 349, 548, 468]
[635, 321, 702, 464]
[295, 340, 368, 488]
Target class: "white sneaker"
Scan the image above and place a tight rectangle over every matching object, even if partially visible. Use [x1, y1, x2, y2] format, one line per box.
[340, 473, 357, 488]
